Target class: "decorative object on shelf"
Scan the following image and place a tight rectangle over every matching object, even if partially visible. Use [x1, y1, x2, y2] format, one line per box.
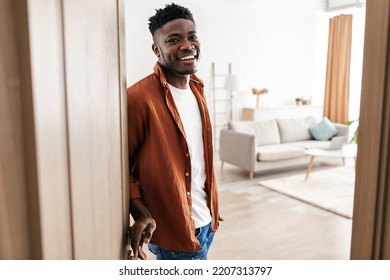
[224, 74, 243, 121]
[295, 97, 303, 105]
[252, 87, 269, 108]
[296, 97, 312, 105]
[302, 97, 312, 105]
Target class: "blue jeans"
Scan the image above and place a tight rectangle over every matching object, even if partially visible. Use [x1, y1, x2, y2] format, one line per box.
[148, 222, 215, 260]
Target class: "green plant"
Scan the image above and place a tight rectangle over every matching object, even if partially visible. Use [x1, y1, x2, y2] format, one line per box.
[345, 119, 359, 144]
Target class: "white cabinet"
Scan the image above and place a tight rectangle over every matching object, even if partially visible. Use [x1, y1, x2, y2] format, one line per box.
[242, 106, 324, 122]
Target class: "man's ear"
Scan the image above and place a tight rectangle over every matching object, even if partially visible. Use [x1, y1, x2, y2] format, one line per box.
[152, 43, 160, 58]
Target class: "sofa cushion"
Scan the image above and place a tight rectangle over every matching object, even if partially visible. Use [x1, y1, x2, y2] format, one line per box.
[256, 144, 306, 161]
[229, 120, 281, 146]
[276, 116, 317, 143]
[287, 140, 331, 150]
[309, 116, 338, 140]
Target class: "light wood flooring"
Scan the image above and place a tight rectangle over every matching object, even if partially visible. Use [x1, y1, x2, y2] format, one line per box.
[208, 159, 353, 260]
[145, 158, 353, 260]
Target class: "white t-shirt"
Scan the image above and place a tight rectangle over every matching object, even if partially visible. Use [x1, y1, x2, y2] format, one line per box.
[168, 83, 212, 228]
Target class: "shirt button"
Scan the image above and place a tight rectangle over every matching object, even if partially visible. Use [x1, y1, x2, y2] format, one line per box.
[186, 153, 190, 157]
[187, 192, 191, 196]
[185, 172, 189, 176]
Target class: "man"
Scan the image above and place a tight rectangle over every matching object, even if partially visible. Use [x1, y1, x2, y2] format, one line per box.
[127, 3, 221, 260]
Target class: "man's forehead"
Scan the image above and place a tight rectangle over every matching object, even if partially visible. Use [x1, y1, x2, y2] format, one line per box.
[157, 18, 197, 35]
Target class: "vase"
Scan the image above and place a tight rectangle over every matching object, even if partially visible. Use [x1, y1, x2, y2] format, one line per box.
[257, 95, 267, 108]
[256, 95, 261, 108]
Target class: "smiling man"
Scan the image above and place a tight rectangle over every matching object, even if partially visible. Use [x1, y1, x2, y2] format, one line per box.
[127, 3, 221, 260]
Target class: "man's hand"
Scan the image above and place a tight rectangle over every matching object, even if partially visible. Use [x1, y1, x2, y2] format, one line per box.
[130, 216, 156, 260]
[129, 198, 156, 260]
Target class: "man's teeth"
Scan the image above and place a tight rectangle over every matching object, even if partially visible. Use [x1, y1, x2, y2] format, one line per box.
[180, 55, 195, 60]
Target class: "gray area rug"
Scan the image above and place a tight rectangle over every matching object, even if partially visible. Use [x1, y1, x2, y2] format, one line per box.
[258, 166, 355, 218]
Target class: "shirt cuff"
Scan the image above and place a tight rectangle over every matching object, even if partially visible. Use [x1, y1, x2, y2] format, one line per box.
[129, 181, 141, 200]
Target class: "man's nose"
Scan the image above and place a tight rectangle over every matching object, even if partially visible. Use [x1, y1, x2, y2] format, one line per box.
[180, 39, 194, 50]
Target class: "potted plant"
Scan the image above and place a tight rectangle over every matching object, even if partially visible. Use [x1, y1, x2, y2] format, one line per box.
[295, 97, 302, 105]
[345, 119, 359, 144]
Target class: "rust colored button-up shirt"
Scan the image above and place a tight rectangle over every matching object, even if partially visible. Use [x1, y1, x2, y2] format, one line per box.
[127, 63, 219, 252]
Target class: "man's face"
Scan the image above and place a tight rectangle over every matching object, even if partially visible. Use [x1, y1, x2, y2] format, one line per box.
[152, 18, 200, 76]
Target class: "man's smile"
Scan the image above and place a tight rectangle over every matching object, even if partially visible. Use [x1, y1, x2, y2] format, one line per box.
[180, 55, 195, 61]
[179, 52, 198, 62]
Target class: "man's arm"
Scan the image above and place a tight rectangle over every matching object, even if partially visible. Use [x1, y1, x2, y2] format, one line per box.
[130, 198, 156, 260]
[127, 92, 156, 259]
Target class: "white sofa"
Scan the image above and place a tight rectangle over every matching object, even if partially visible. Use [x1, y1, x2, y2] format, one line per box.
[219, 116, 349, 179]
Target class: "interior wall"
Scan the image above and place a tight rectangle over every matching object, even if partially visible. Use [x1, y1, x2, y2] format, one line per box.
[125, 0, 365, 122]
[125, 0, 324, 106]
[0, 0, 128, 259]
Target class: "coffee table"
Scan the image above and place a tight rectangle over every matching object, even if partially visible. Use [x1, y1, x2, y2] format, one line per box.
[305, 144, 357, 181]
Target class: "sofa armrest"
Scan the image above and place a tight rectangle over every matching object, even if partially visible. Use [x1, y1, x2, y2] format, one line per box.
[219, 129, 256, 172]
[334, 123, 349, 137]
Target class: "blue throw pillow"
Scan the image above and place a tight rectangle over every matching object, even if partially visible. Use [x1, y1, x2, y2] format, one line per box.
[309, 117, 338, 140]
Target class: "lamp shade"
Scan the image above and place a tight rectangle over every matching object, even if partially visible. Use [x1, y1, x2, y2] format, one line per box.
[224, 74, 243, 91]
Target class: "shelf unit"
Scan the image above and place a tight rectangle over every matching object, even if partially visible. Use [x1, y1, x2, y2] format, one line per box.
[242, 106, 324, 122]
[211, 62, 231, 152]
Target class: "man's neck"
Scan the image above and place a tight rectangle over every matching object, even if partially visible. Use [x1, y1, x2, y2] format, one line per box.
[163, 70, 190, 89]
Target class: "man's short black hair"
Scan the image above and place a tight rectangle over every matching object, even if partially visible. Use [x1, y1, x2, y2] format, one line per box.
[148, 3, 195, 36]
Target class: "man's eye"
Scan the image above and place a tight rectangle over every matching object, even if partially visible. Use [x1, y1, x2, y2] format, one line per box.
[190, 36, 199, 41]
[167, 38, 179, 43]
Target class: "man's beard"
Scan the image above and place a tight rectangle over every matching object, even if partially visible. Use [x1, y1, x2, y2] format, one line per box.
[178, 68, 198, 75]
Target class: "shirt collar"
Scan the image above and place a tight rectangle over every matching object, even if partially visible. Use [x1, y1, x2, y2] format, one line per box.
[153, 62, 204, 88]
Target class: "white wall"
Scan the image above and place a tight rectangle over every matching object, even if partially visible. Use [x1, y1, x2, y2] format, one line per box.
[125, 0, 365, 121]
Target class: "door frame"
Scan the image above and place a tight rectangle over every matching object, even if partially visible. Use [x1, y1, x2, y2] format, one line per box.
[350, 0, 390, 259]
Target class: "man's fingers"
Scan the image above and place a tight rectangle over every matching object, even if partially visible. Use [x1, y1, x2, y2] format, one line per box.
[130, 227, 143, 258]
[143, 222, 156, 243]
[130, 220, 156, 259]
[138, 244, 147, 260]
[131, 242, 139, 259]
[128, 218, 156, 259]
[132, 236, 147, 260]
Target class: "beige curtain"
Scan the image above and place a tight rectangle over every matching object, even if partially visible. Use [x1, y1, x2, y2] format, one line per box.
[324, 14, 353, 123]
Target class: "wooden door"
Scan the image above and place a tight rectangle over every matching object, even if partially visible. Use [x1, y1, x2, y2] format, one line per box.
[350, 0, 390, 259]
[0, 0, 128, 259]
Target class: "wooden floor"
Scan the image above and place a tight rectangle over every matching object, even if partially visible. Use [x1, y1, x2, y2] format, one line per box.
[208, 159, 353, 260]
[145, 158, 353, 260]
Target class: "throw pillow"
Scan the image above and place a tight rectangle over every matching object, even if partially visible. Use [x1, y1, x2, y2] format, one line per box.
[309, 116, 338, 140]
